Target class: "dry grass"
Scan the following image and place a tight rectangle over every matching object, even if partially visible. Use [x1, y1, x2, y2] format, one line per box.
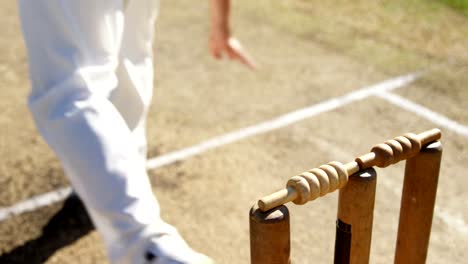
[236, 0, 468, 72]
[235, 0, 468, 122]
[439, 0, 468, 15]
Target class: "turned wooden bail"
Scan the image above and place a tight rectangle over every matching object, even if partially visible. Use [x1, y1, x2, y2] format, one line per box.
[259, 161, 349, 210]
[287, 161, 348, 205]
[257, 128, 441, 212]
[355, 129, 438, 170]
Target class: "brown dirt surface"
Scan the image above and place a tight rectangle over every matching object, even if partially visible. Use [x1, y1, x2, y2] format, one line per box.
[1, 0, 467, 263]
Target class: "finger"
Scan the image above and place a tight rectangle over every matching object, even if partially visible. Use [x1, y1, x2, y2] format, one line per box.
[226, 49, 237, 59]
[239, 50, 257, 69]
[213, 51, 222, 59]
[228, 39, 257, 70]
[210, 46, 222, 59]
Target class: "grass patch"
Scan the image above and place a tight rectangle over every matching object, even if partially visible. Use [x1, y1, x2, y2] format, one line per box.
[237, 0, 468, 74]
[439, 0, 468, 15]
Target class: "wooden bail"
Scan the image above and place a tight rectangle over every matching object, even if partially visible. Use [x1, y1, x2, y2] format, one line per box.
[258, 128, 441, 212]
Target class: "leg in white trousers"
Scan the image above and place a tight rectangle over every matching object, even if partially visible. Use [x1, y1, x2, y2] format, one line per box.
[18, 1, 211, 263]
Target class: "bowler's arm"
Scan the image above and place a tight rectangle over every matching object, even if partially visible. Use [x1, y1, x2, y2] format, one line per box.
[209, 0, 256, 69]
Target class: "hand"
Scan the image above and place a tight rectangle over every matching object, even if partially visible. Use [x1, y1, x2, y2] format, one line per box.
[209, 30, 257, 70]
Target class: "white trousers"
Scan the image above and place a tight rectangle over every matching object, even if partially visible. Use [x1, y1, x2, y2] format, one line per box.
[18, 1, 165, 263]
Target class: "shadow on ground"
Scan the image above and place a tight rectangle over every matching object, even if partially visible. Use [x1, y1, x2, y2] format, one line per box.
[0, 195, 94, 264]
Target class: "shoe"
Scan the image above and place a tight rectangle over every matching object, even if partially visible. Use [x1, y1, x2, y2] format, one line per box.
[144, 224, 214, 264]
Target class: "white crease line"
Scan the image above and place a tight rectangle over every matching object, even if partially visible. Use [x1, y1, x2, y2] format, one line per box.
[146, 72, 422, 168]
[376, 91, 468, 138]
[0, 72, 420, 222]
[0, 187, 72, 221]
[436, 207, 468, 236]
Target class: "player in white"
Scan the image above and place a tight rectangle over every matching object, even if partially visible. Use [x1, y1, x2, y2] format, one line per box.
[17, 0, 255, 263]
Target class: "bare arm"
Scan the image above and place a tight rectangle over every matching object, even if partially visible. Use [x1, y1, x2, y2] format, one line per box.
[210, 0, 230, 35]
[209, 0, 256, 69]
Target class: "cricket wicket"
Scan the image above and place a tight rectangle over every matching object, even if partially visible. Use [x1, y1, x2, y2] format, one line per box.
[249, 128, 442, 264]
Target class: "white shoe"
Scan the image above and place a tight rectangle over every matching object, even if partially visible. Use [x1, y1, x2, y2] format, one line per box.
[144, 224, 214, 264]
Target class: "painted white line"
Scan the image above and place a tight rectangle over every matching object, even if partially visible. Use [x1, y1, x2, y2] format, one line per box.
[376, 91, 468, 138]
[0, 187, 72, 222]
[436, 207, 468, 236]
[0, 72, 420, 222]
[147, 72, 422, 168]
